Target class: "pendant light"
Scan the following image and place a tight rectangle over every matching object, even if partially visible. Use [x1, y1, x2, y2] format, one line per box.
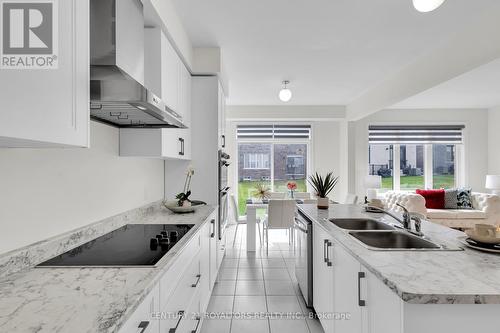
[413, 0, 446, 12]
[278, 80, 292, 102]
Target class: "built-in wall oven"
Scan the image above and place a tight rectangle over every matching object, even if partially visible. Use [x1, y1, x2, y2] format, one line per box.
[218, 150, 230, 240]
[294, 210, 313, 307]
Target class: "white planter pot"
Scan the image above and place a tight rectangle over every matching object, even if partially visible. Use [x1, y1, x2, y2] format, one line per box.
[317, 197, 329, 209]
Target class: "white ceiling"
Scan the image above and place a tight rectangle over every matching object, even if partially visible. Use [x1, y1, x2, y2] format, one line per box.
[172, 0, 498, 106]
[391, 58, 500, 109]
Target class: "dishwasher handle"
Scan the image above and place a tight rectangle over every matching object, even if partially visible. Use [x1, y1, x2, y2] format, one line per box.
[294, 220, 308, 234]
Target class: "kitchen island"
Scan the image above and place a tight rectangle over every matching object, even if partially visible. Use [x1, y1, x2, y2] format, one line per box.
[298, 204, 500, 333]
[0, 202, 219, 333]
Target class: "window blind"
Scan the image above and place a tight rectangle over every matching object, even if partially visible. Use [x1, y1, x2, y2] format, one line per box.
[237, 124, 311, 140]
[368, 125, 464, 144]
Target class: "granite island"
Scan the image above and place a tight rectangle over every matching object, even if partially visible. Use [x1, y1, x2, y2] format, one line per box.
[298, 204, 500, 333]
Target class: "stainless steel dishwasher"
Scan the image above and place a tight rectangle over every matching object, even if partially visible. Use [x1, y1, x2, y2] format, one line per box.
[294, 211, 313, 307]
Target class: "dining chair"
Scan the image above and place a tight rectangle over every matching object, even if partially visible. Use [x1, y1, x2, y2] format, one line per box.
[262, 199, 296, 254]
[344, 194, 358, 204]
[231, 194, 261, 246]
[294, 192, 311, 200]
[269, 192, 286, 199]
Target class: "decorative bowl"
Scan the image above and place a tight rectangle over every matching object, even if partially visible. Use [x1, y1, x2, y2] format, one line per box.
[163, 200, 206, 214]
[465, 229, 500, 245]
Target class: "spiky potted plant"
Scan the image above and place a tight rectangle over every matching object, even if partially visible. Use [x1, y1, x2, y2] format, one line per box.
[252, 182, 271, 201]
[308, 172, 339, 209]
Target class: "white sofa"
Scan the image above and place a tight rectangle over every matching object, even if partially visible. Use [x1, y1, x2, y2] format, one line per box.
[384, 191, 500, 229]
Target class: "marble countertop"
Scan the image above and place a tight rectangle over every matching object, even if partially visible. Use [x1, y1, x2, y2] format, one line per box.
[0, 204, 217, 333]
[298, 204, 500, 304]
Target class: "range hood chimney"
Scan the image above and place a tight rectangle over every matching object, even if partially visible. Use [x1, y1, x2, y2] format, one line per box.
[90, 0, 185, 128]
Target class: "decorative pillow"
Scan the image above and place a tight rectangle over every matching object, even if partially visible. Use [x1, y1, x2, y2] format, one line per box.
[457, 188, 473, 210]
[444, 189, 458, 209]
[416, 189, 445, 209]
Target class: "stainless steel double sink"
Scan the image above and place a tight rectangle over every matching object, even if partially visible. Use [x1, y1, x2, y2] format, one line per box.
[328, 218, 451, 251]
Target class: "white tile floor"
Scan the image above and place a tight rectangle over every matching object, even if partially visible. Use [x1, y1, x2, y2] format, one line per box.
[201, 224, 324, 333]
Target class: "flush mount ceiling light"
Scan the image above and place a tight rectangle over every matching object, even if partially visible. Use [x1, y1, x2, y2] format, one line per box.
[413, 0, 446, 12]
[279, 80, 292, 102]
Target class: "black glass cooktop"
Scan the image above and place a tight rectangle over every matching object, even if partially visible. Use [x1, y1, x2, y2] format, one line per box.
[37, 224, 194, 267]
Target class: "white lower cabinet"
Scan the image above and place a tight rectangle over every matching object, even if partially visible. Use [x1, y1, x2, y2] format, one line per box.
[313, 224, 334, 333]
[119, 212, 219, 333]
[120, 128, 191, 160]
[313, 223, 402, 333]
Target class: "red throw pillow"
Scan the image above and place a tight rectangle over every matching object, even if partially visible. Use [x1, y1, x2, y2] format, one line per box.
[416, 189, 445, 209]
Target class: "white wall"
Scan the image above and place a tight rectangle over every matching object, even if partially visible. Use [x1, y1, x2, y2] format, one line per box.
[488, 106, 500, 174]
[0, 121, 164, 254]
[351, 108, 489, 198]
[311, 121, 348, 202]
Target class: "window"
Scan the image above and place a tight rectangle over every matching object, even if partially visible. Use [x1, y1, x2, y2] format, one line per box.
[368, 144, 394, 191]
[432, 144, 455, 189]
[400, 144, 425, 191]
[273, 144, 308, 193]
[243, 153, 270, 169]
[237, 124, 311, 213]
[369, 144, 458, 191]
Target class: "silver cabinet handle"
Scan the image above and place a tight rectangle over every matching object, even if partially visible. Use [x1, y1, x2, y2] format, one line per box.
[323, 239, 328, 263]
[210, 219, 215, 238]
[178, 138, 185, 156]
[358, 272, 366, 307]
[137, 321, 149, 333]
[293, 222, 308, 234]
[326, 240, 333, 266]
[191, 274, 201, 288]
[169, 311, 185, 333]
[191, 316, 201, 333]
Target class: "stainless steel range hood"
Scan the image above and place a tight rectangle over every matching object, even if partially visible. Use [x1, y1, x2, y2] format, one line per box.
[90, 0, 185, 128]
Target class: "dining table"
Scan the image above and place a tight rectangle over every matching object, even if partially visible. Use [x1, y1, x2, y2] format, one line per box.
[245, 198, 304, 252]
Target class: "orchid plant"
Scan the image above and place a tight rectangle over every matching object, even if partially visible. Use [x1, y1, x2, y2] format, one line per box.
[176, 167, 195, 207]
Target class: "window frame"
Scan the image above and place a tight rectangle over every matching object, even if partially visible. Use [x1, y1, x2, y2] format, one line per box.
[369, 143, 460, 192]
[236, 122, 313, 198]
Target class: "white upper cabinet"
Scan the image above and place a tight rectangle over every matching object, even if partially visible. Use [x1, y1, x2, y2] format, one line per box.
[120, 128, 191, 160]
[218, 82, 226, 149]
[144, 27, 191, 127]
[161, 32, 180, 114]
[0, 0, 89, 148]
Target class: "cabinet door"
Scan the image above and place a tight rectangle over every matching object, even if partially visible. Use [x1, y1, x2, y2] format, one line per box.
[209, 218, 218, 286]
[161, 32, 179, 113]
[0, 0, 89, 148]
[178, 63, 191, 126]
[364, 269, 402, 333]
[312, 224, 334, 333]
[333, 243, 363, 333]
[200, 220, 211, 312]
[161, 129, 183, 159]
[178, 129, 191, 160]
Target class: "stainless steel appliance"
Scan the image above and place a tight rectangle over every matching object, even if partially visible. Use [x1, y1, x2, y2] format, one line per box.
[89, 0, 185, 128]
[37, 224, 194, 267]
[294, 211, 313, 307]
[218, 150, 230, 240]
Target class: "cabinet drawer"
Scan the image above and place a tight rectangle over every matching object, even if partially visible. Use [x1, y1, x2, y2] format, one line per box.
[119, 284, 159, 333]
[177, 290, 202, 333]
[159, 230, 201, 311]
[160, 254, 201, 332]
